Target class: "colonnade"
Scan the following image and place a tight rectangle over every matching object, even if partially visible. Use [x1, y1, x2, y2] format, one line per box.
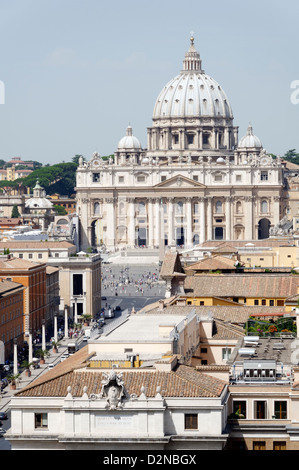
[104, 195, 238, 249]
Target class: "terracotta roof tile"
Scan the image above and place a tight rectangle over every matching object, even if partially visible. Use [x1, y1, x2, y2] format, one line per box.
[15, 349, 227, 399]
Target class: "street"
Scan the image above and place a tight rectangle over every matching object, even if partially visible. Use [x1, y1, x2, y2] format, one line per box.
[0, 264, 165, 450]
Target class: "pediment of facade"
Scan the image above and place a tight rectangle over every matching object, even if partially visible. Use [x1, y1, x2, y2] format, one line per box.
[154, 174, 206, 189]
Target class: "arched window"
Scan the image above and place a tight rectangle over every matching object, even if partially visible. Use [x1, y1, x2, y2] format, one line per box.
[138, 201, 146, 215]
[176, 201, 184, 215]
[261, 200, 268, 214]
[94, 202, 101, 216]
[216, 200, 223, 213]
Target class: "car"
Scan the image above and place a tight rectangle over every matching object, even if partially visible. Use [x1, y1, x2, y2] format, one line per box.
[0, 412, 8, 420]
[82, 336, 90, 342]
[114, 305, 122, 311]
[48, 363, 54, 370]
[60, 353, 69, 362]
[0, 427, 6, 437]
[101, 296, 107, 301]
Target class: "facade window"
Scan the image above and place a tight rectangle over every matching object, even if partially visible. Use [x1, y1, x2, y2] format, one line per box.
[203, 134, 209, 145]
[261, 171, 268, 181]
[254, 299, 259, 305]
[137, 175, 145, 182]
[176, 201, 184, 215]
[35, 413, 48, 429]
[253, 441, 266, 451]
[38, 254, 42, 259]
[94, 202, 101, 216]
[236, 174, 242, 182]
[233, 401, 247, 419]
[161, 176, 166, 182]
[274, 401, 287, 419]
[138, 202, 146, 215]
[28, 253, 33, 259]
[273, 442, 286, 451]
[184, 413, 198, 430]
[118, 176, 124, 183]
[261, 200, 268, 213]
[214, 174, 223, 182]
[236, 201, 242, 214]
[254, 401, 267, 419]
[92, 173, 100, 182]
[269, 299, 274, 306]
[73, 274, 83, 296]
[18, 254, 23, 259]
[222, 347, 232, 361]
[173, 134, 179, 144]
[193, 175, 198, 181]
[187, 134, 194, 145]
[215, 200, 222, 213]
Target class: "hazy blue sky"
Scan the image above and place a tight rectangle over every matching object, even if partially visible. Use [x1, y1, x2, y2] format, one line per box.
[0, 0, 298, 164]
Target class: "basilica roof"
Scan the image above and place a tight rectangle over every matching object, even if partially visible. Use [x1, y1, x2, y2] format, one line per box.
[152, 35, 233, 121]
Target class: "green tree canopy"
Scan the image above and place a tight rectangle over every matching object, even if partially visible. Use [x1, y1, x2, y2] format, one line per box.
[11, 204, 20, 218]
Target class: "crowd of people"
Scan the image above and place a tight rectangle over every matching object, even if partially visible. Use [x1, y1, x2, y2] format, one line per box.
[101, 266, 165, 297]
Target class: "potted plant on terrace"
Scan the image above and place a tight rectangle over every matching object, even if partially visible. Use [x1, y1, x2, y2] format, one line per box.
[21, 360, 33, 377]
[51, 341, 60, 354]
[35, 349, 50, 365]
[7, 373, 20, 390]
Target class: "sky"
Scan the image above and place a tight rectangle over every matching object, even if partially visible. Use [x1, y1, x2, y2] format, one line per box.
[0, 0, 298, 165]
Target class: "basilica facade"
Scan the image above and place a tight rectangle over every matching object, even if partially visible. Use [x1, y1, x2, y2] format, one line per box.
[76, 36, 284, 252]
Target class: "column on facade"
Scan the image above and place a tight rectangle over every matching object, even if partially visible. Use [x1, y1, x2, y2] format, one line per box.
[13, 339, 18, 375]
[168, 197, 174, 246]
[186, 197, 193, 248]
[128, 198, 135, 247]
[28, 330, 33, 364]
[199, 197, 206, 244]
[245, 196, 253, 240]
[42, 320, 46, 351]
[64, 308, 69, 339]
[105, 197, 115, 248]
[273, 195, 281, 226]
[148, 198, 154, 248]
[197, 130, 202, 149]
[154, 198, 160, 246]
[225, 196, 231, 240]
[207, 197, 213, 240]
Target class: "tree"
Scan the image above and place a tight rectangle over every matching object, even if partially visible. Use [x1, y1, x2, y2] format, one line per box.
[11, 204, 20, 218]
[53, 204, 68, 215]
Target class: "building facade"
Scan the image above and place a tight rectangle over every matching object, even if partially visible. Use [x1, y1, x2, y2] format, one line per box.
[76, 36, 284, 252]
[0, 279, 25, 359]
[0, 255, 47, 337]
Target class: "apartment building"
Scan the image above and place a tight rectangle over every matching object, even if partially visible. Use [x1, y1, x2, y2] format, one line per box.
[0, 279, 25, 359]
[0, 255, 46, 336]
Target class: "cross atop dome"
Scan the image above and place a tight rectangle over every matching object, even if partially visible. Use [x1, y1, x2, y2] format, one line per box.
[182, 32, 203, 72]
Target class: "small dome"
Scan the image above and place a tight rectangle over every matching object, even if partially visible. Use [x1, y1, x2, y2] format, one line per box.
[238, 124, 262, 149]
[216, 157, 225, 164]
[117, 125, 142, 151]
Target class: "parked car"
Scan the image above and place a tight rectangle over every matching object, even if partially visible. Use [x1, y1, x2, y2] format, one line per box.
[60, 353, 69, 362]
[0, 427, 6, 437]
[0, 412, 8, 420]
[48, 363, 54, 370]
